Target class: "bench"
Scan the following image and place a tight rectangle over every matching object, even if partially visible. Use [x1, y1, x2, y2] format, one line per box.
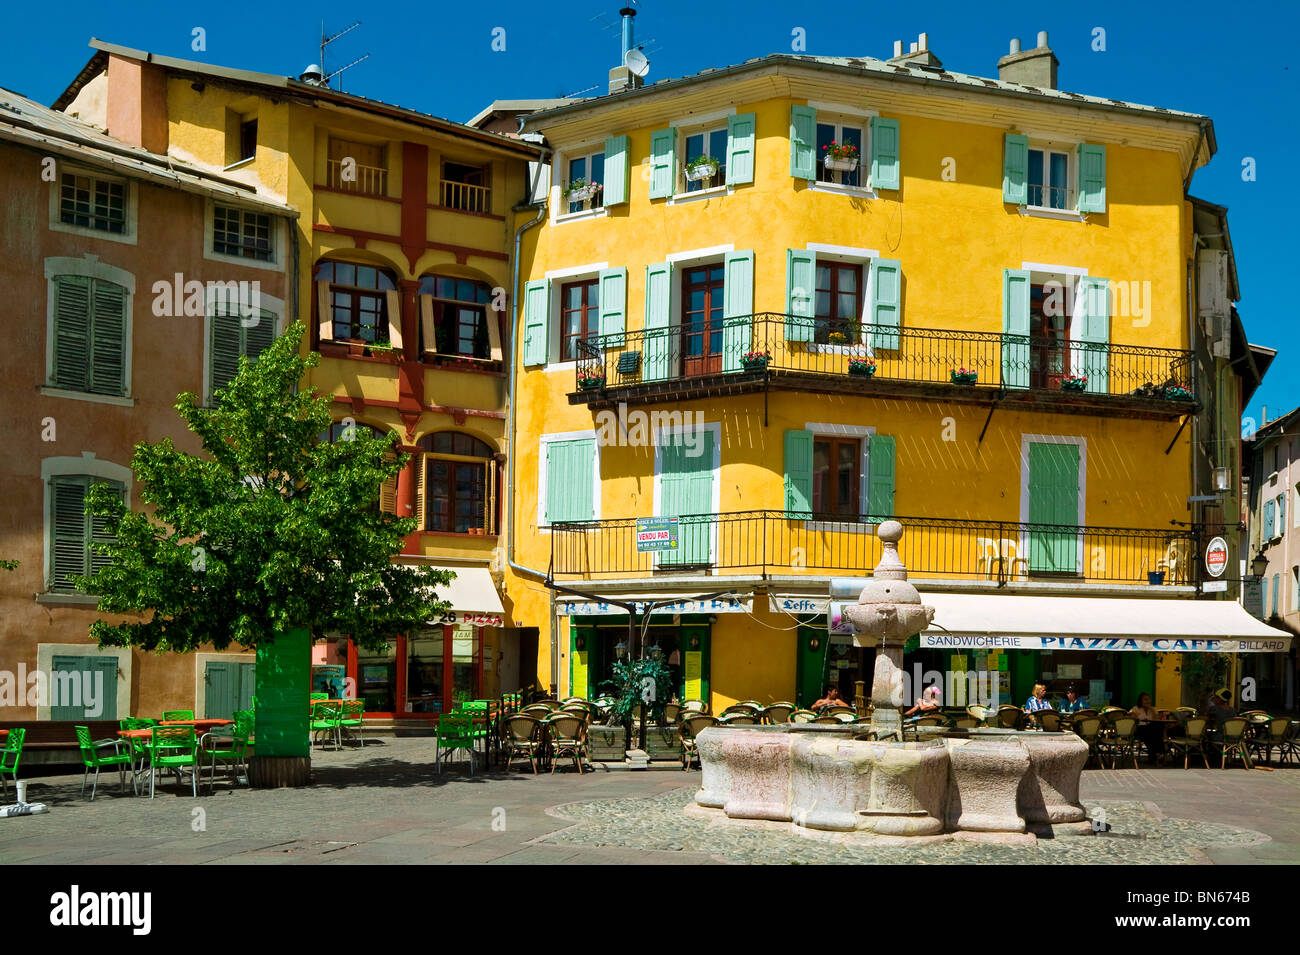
[0, 721, 122, 767]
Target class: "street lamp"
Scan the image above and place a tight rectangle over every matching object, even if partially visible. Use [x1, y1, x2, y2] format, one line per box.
[1251, 553, 1269, 578]
[614, 639, 628, 660]
[1213, 467, 1231, 492]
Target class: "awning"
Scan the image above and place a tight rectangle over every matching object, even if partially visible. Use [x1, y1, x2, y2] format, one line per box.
[428, 567, 504, 627]
[558, 595, 752, 616]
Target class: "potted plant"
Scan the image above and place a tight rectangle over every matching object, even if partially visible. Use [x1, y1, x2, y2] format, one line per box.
[822, 141, 860, 172]
[685, 155, 720, 182]
[848, 357, 876, 378]
[951, 368, 978, 385]
[1061, 373, 1088, 392]
[828, 331, 849, 345]
[565, 178, 602, 204]
[1163, 385, 1193, 401]
[577, 368, 606, 391]
[741, 349, 771, 372]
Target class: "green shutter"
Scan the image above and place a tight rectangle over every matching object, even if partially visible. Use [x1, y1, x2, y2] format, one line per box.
[205, 660, 239, 720]
[660, 432, 713, 565]
[869, 117, 900, 191]
[603, 134, 630, 205]
[784, 429, 814, 518]
[786, 249, 816, 341]
[867, 434, 896, 522]
[50, 478, 88, 590]
[790, 106, 817, 181]
[49, 655, 116, 720]
[244, 307, 276, 360]
[726, 113, 756, 185]
[598, 267, 627, 343]
[1264, 499, 1276, 540]
[210, 310, 243, 395]
[1001, 269, 1031, 389]
[1003, 133, 1029, 205]
[52, 275, 91, 391]
[1028, 442, 1080, 574]
[648, 127, 677, 199]
[1075, 276, 1110, 394]
[546, 439, 595, 524]
[643, 262, 673, 381]
[1077, 143, 1107, 213]
[868, 258, 901, 351]
[722, 250, 754, 372]
[90, 279, 127, 396]
[238, 663, 256, 712]
[523, 279, 549, 366]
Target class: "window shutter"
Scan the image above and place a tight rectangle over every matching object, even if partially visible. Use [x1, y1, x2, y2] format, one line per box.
[869, 117, 900, 191]
[1003, 133, 1029, 205]
[648, 127, 676, 199]
[92, 655, 118, 719]
[88, 481, 121, 577]
[784, 429, 814, 518]
[1075, 276, 1110, 394]
[486, 457, 499, 535]
[89, 279, 127, 396]
[384, 289, 402, 349]
[51, 477, 88, 590]
[244, 308, 276, 359]
[1265, 499, 1276, 540]
[868, 258, 901, 351]
[316, 280, 332, 345]
[1077, 143, 1107, 213]
[210, 309, 243, 395]
[52, 275, 91, 391]
[522, 279, 549, 366]
[414, 452, 426, 527]
[546, 439, 594, 524]
[420, 296, 437, 354]
[867, 435, 896, 522]
[726, 113, 756, 185]
[486, 306, 503, 361]
[598, 267, 627, 343]
[1273, 574, 1280, 616]
[1001, 269, 1031, 389]
[380, 470, 397, 514]
[785, 249, 816, 341]
[643, 262, 673, 381]
[789, 106, 816, 181]
[603, 134, 630, 205]
[722, 250, 754, 372]
[1279, 493, 1287, 528]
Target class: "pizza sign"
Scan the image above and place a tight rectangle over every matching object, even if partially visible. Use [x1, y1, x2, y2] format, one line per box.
[1204, 537, 1228, 578]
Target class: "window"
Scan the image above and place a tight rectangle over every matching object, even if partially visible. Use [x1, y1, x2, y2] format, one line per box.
[421, 432, 498, 534]
[682, 126, 728, 193]
[681, 264, 726, 376]
[318, 261, 396, 343]
[1027, 148, 1070, 210]
[419, 275, 492, 358]
[1029, 283, 1070, 389]
[210, 304, 276, 395]
[59, 173, 126, 233]
[814, 262, 863, 343]
[441, 161, 491, 213]
[239, 119, 258, 164]
[816, 121, 863, 188]
[213, 205, 273, 262]
[49, 476, 122, 592]
[560, 279, 600, 360]
[50, 274, 128, 396]
[813, 437, 860, 517]
[565, 152, 605, 213]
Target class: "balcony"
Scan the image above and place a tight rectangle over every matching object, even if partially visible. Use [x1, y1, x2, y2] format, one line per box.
[571, 314, 1195, 419]
[550, 510, 1207, 589]
[325, 158, 388, 196]
[439, 180, 492, 214]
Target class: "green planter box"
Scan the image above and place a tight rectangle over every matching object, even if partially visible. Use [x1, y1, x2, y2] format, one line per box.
[642, 725, 682, 761]
[588, 725, 626, 762]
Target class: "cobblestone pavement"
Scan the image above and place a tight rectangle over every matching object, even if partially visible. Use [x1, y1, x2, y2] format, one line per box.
[0, 739, 1295, 864]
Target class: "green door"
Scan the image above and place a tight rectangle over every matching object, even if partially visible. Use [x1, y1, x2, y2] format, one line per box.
[659, 431, 714, 565]
[50, 655, 117, 720]
[1028, 442, 1080, 574]
[205, 660, 256, 719]
[795, 626, 830, 708]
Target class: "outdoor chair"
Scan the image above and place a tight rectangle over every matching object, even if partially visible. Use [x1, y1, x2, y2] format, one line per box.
[788, 709, 817, 723]
[339, 699, 366, 747]
[996, 705, 1024, 730]
[435, 714, 476, 775]
[310, 692, 329, 702]
[310, 701, 342, 751]
[118, 717, 156, 778]
[502, 715, 543, 774]
[145, 726, 198, 798]
[966, 704, 991, 725]
[997, 538, 1029, 579]
[1102, 717, 1140, 769]
[522, 704, 553, 720]
[1219, 717, 1251, 770]
[763, 702, 796, 724]
[679, 714, 718, 770]
[832, 712, 858, 723]
[662, 703, 682, 725]
[162, 710, 195, 722]
[820, 704, 855, 717]
[75, 725, 134, 800]
[0, 728, 26, 800]
[548, 715, 589, 774]
[1248, 717, 1292, 766]
[722, 703, 759, 717]
[953, 715, 979, 730]
[975, 537, 1000, 578]
[199, 711, 252, 793]
[719, 713, 757, 725]
[1072, 717, 1103, 768]
[1168, 717, 1210, 769]
[1037, 710, 1062, 733]
[680, 699, 708, 715]
[811, 716, 841, 725]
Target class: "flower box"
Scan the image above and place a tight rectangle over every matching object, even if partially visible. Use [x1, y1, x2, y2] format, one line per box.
[848, 360, 876, 378]
[1061, 376, 1088, 392]
[951, 369, 978, 385]
[1163, 386, 1193, 401]
[684, 158, 719, 182]
[741, 358, 769, 372]
[827, 332, 849, 345]
[566, 181, 601, 204]
[824, 155, 859, 172]
[578, 375, 606, 391]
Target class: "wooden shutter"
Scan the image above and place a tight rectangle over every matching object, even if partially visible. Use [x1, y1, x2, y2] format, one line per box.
[603, 134, 630, 205]
[420, 295, 437, 354]
[868, 258, 901, 351]
[1075, 277, 1110, 394]
[52, 275, 91, 391]
[316, 280, 332, 345]
[784, 429, 814, 517]
[598, 267, 627, 342]
[869, 117, 900, 191]
[659, 433, 713, 565]
[237, 662, 256, 712]
[89, 279, 127, 396]
[546, 439, 594, 523]
[722, 250, 754, 371]
[90, 655, 118, 719]
[1003, 134, 1029, 205]
[50, 655, 93, 721]
[210, 309, 243, 395]
[1001, 269, 1031, 389]
[486, 457, 499, 534]
[384, 289, 403, 349]
[413, 452, 426, 527]
[522, 279, 549, 366]
[1027, 442, 1080, 574]
[785, 249, 816, 341]
[643, 262, 673, 381]
[87, 481, 122, 577]
[726, 113, 756, 185]
[648, 127, 676, 199]
[1265, 499, 1276, 540]
[867, 435, 896, 522]
[790, 106, 816, 181]
[486, 306, 503, 361]
[245, 308, 276, 358]
[380, 469, 398, 514]
[1077, 143, 1107, 213]
[50, 477, 88, 589]
[205, 660, 239, 720]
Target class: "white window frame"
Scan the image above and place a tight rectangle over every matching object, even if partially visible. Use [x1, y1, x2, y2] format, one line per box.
[802, 422, 876, 532]
[666, 108, 737, 205]
[203, 199, 284, 271]
[202, 286, 286, 405]
[41, 254, 136, 406]
[804, 244, 879, 355]
[550, 141, 611, 226]
[1018, 433, 1088, 574]
[1022, 137, 1082, 220]
[40, 452, 133, 599]
[560, 147, 606, 216]
[652, 420, 722, 570]
[1021, 262, 1090, 353]
[537, 430, 601, 530]
[48, 165, 139, 246]
[805, 102, 878, 199]
[542, 262, 609, 372]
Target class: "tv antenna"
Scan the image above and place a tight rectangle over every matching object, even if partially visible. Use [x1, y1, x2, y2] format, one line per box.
[320, 20, 370, 91]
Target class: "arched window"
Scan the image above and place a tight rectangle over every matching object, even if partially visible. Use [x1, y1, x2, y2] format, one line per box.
[419, 432, 498, 534]
[418, 275, 498, 360]
[319, 421, 400, 512]
[316, 261, 398, 345]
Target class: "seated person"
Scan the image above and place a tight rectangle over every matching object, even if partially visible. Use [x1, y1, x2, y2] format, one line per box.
[904, 685, 942, 717]
[1023, 682, 1052, 714]
[812, 686, 850, 712]
[1059, 685, 1088, 713]
[1206, 688, 1236, 727]
[1131, 691, 1166, 762]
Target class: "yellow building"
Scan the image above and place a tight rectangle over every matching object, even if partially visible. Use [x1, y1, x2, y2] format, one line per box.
[507, 34, 1283, 713]
[56, 39, 541, 725]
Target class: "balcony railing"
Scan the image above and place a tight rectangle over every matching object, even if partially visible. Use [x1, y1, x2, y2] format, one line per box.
[440, 180, 492, 214]
[551, 510, 1206, 588]
[325, 158, 388, 196]
[573, 314, 1194, 407]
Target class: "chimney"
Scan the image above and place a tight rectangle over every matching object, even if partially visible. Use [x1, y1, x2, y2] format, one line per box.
[608, 6, 645, 94]
[104, 52, 169, 153]
[997, 30, 1058, 89]
[888, 32, 943, 69]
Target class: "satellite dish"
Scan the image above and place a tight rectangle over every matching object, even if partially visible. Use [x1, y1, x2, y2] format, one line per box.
[624, 48, 650, 77]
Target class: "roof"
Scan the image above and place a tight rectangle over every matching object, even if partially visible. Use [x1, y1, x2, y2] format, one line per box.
[1255, 405, 1300, 443]
[466, 98, 583, 130]
[55, 40, 542, 160]
[0, 85, 294, 215]
[1189, 196, 1240, 302]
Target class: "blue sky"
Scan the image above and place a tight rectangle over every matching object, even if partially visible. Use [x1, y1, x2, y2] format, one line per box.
[4, 0, 1297, 423]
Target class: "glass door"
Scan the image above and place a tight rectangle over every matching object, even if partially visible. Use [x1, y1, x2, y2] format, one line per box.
[681, 265, 725, 377]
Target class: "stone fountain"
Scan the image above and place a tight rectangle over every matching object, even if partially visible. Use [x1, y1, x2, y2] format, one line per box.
[692, 521, 1092, 840]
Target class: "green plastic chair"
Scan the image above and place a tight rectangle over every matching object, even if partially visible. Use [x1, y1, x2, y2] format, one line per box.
[339, 700, 366, 747]
[435, 714, 476, 775]
[310, 701, 342, 751]
[200, 711, 253, 793]
[75, 725, 135, 800]
[1, 728, 26, 800]
[145, 726, 199, 798]
[162, 710, 195, 722]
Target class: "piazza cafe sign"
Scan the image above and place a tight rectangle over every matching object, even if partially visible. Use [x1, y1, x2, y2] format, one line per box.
[918, 634, 1289, 653]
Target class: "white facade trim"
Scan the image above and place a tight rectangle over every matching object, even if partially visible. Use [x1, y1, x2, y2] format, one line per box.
[47, 164, 139, 246]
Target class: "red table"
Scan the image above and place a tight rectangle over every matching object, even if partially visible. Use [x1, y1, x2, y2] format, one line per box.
[161, 719, 233, 732]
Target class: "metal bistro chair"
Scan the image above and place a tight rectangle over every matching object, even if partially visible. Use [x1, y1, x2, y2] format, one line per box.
[548, 715, 589, 774]
[162, 710, 195, 722]
[1073, 717, 1103, 768]
[680, 714, 718, 770]
[339, 699, 366, 747]
[75, 725, 135, 800]
[435, 714, 477, 775]
[1168, 717, 1210, 769]
[996, 705, 1025, 730]
[1037, 710, 1062, 733]
[199, 711, 253, 793]
[722, 703, 759, 717]
[1219, 717, 1252, 770]
[1248, 717, 1292, 767]
[1103, 717, 1140, 770]
[719, 712, 758, 725]
[0, 728, 25, 800]
[680, 699, 708, 715]
[310, 701, 342, 751]
[145, 726, 199, 798]
[788, 709, 818, 724]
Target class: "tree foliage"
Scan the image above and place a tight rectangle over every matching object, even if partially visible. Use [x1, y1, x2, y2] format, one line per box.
[82, 322, 450, 653]
[606, 657, 675, 727]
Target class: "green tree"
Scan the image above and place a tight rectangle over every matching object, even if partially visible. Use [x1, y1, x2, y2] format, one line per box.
[82, 322, 450, 785]
[0, 560, 16, 571]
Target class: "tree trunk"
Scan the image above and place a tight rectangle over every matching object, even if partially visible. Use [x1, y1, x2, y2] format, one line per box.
[251, 627, 312, 788]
